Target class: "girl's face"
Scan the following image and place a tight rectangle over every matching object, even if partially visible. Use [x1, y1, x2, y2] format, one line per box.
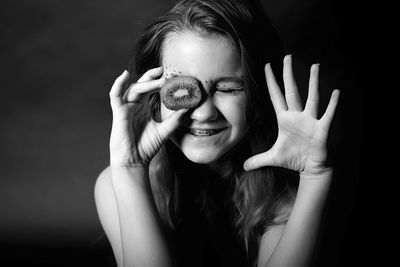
[160, 31, 247, 164]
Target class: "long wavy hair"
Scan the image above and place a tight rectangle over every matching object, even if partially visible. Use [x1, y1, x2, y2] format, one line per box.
[126, 0, 296, 265]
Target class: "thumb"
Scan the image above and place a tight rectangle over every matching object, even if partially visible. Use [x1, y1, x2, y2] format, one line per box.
[243, 150, 277, 171]
[156, 109, 188, 139]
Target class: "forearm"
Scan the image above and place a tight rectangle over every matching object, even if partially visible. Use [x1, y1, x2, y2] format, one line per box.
[110, 166, 173, 267]
[264, 169, 333, 267]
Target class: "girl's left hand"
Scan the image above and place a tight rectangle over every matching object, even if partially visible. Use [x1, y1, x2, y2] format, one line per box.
[243, 55, 340, 178]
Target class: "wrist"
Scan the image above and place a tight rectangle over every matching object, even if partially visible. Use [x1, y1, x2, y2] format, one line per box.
[109, 164, 149, 174]
[298, 168, 333, 196]
[110, 162, 149, 169]
[300, 166, 333, 181]
[110, 164, 150, 189]
[110, 154, 150, 169]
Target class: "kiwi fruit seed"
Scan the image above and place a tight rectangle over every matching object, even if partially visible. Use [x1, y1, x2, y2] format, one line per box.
[160, 76, 202, 110]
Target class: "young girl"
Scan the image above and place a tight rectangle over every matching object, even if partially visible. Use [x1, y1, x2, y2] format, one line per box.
[94, 0, 340, 266]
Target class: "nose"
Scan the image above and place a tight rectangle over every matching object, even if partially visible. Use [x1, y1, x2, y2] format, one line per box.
[190, 95, 218, 122]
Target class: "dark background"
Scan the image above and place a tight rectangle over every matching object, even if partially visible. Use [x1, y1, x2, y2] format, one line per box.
[0, 0, 366, 266]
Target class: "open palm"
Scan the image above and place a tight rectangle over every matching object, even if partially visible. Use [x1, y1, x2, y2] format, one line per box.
[243, 55, 340, 177]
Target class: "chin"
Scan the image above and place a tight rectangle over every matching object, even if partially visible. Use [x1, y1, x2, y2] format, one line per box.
[182, 149, 223, 164]
[171, 138, 226, 164]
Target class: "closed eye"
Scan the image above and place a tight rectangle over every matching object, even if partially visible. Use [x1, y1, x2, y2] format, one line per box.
[214, 78, 244, 95]
[216, 87, 244, 94]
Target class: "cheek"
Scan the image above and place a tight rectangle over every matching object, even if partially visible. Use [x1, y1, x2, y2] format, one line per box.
[216, 96, 247, 131]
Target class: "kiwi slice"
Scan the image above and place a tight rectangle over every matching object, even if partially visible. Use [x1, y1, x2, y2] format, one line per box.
[160, 76, 202, 110]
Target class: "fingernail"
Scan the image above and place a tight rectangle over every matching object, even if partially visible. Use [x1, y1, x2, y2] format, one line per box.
[243, 163, 249, 171]
[159, 75, 166, 83]
[153, 66, 163, 72]
[311, 63, 319, 70]
[175, 108, 187, 115]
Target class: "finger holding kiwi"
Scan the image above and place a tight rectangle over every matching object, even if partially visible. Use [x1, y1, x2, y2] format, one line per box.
[160, 76, 202, 110]
[137, 66, 164, 83]
[123, 75, 166, 103]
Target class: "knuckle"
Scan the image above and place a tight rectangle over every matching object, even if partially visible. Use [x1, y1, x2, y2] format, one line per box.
[127, 83, 137, 92]
[113, 76, 123, 84]
[109, 100, 117, 110]
[109, 91, 119, 99]
[145, 68, 154, 75]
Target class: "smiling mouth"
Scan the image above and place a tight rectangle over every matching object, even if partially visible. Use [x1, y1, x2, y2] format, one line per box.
[182, 127, 227, 136]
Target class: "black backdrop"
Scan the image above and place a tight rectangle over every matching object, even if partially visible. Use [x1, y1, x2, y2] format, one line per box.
[0, 0, 365, 266]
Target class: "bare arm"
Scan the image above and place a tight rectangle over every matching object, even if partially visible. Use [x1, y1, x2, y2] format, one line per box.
[95, 166, 173, 267]
[94, 167, 123, 267]
[257, 171, 332, 267]
[244, 55, 340, 267]
[95, 68, 187, 267]
[111, 166, 172, 267]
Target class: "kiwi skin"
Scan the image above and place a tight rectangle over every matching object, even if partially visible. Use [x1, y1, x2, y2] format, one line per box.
[160, 76, 202, 110]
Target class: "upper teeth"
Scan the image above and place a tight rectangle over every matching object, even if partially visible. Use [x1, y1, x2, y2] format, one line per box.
[189, 129, 219, 136]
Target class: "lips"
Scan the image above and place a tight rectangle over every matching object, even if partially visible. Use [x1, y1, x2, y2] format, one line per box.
[182, 127, 227, 136]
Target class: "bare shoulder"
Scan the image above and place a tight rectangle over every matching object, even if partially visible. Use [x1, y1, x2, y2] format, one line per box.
[257, 201, 294, 266]
[94, 166, 116, 217]
[94, 166, 116, 221]
[257, 223, 285, 267]
[94, 166, 112, 199]
[272, 198, 294, 224]
[93, 166, 123, 266]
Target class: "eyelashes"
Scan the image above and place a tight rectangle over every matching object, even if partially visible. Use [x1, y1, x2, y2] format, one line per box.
[216, 88, 244, 95]
[215, 84, 244, 94]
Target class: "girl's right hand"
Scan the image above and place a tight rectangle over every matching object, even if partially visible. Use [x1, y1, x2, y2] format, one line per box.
[109, 67, 188, 167]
